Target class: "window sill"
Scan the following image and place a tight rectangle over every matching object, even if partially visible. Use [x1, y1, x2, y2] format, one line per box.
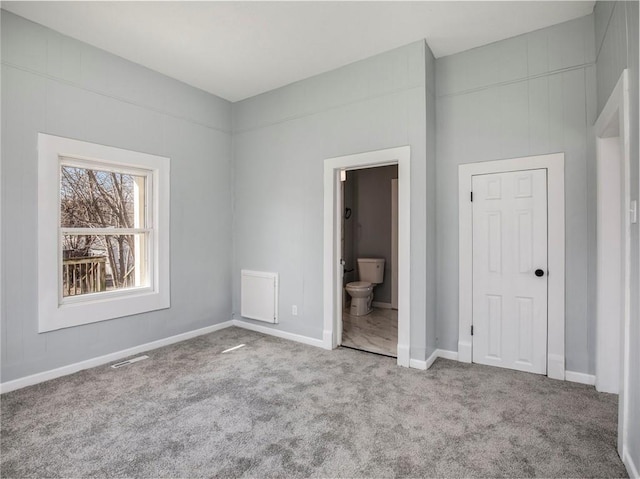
[40, 288, 170, 333]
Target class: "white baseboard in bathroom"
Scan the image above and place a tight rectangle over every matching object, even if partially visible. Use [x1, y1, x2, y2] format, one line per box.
[371, 302, 393, 309]
[0, 321, 234, 394]
[231, 319, 328, 349]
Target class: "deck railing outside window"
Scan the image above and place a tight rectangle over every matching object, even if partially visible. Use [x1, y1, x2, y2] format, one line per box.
[62, 256, 107, 297]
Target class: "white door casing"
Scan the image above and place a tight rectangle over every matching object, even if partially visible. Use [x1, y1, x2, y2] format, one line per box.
[595, 136, 623, 394]
[594, 70, 631, 459]
[323, 146, 411, 367]
[472, 169, 548, 374]
[459, 153, 565, 381]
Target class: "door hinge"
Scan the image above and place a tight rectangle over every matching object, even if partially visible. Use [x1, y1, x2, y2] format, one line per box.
[471, 325, 474, 336]
[470, 191, 473, 202]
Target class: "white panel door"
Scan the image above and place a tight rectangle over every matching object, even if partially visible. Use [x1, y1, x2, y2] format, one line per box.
[472, 169, 548, 374]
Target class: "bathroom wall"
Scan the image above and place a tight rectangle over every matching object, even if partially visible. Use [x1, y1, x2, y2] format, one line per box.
[436, 14, 597, 373]
[343, 174, 356, 286]
[232, 40, 435, 362]
[344, 165, 398, 304]
[1, 11, 233, 382]
[594, 0, 639, 472]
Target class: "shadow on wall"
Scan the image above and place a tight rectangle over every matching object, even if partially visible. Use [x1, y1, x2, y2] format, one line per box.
[343, 165, 398, 304]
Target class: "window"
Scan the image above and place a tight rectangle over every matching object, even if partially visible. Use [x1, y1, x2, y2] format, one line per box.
[60, 162, 150, 299]
[38, 134, 170, 332]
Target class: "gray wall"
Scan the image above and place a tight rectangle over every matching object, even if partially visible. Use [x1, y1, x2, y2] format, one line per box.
[594, 0, 640, 470]
[5, 5, 630, 408]
[232, 40, 436, 361]
[435, 15, 597, 373]
[345, 165, 398, 304]
[0, 11, 233, 382]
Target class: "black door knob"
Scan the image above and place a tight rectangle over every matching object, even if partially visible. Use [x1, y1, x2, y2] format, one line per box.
[535, 269, 545, 277]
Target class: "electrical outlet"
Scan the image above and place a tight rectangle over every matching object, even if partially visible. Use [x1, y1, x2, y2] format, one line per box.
[292, 305, 298, 316]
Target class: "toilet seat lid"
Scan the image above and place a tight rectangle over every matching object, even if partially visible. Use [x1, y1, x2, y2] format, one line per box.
[347, 281, 372, 289]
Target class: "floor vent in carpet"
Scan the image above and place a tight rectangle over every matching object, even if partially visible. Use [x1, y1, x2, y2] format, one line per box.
[111, 355, 149, 368]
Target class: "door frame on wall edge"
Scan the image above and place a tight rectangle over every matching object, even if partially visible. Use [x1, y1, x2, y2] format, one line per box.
[323, 146, 411, 367]
[594, 69, 631, 463]
[458, 153, 566, 380]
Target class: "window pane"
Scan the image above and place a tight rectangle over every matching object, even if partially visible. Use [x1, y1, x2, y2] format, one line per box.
[60, 165, 146, 229]
[62, 234, 148, 297]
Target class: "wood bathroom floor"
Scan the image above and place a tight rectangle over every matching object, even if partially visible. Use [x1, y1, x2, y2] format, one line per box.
[341, 307, 398, 357]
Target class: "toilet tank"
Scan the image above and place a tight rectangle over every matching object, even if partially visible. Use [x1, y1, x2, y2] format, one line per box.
[357, 258, 385, 284]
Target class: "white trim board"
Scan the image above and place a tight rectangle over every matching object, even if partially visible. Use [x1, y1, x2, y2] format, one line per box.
[411, 350, 598, 387]
[231, 319, 328, 349]
[2, 319, 601, 396]
[624, 450, 639, 479]
[425, 349, 438, 369]
[409, 359, 428, 370]
[564, 371, 596, 386]
[458, 153, 565, 380]
[1, 319, 330, 394]
[436, 349, 459, 361]
[323, 146, 411, 367]
[594, 70, 632, 463]
[371, 301, 393, 309]
[0, 321, 234, 394]
[410, 349, 459, 370]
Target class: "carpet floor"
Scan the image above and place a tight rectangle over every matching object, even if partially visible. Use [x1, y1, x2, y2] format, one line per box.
[1, 327, 627, 478]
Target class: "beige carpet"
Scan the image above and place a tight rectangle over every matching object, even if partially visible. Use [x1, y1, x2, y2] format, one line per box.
[1, 327, 627, 478]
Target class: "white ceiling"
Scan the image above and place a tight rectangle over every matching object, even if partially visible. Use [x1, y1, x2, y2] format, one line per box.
[2, 1, 595, 102]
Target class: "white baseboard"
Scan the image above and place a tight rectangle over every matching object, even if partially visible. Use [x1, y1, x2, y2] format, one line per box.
[410, 349, 456, 371]
[425, 349, 439, 368]
[231, 319, 328, 349]
[0, 321, 234, 394]
[371, 302, 393, 309]
[409, 358, 427, 370]
[457, 340, 472, 363]
[397, 343, 410, 367]
[565, 370, 596, 385]
[548, 354, 566, 380]
[624, 449, 639, 479]
[3, 323, 599, 395]
[436, 349, 459, 361]
[322, 329, 334, 350]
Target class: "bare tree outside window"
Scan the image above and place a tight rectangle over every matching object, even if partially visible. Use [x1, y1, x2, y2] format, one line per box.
[60, 164, 147, 297]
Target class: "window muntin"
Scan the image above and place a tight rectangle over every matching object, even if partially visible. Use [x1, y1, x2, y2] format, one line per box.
[59, 160, 153, 302]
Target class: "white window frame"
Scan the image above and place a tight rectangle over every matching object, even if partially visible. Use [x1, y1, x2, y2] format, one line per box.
[38, 134, 170, 332]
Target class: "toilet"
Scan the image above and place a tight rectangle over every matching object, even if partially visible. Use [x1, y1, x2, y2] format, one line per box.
[345, 258, 385, 316]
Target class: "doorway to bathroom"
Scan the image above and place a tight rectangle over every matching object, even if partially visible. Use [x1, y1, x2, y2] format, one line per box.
[323, 145, 411, 367]
[340, 165, 398, 357]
